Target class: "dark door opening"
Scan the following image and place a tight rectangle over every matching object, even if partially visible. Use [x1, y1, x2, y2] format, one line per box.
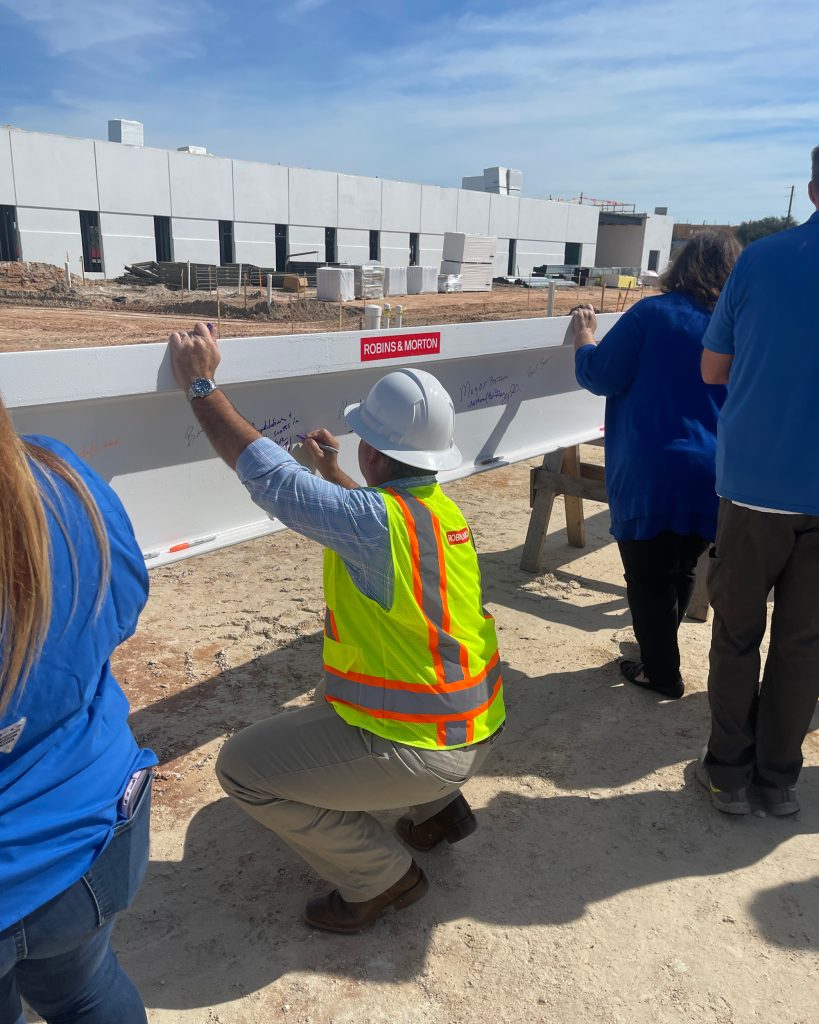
[409, 233, 419, 266]
[275, 224, 288, 271]
[325, 226, 337, 264]
[507, 239, 517, 277]
[154, 216, 172, 262]
[79, 210, 103, 272]
[564, 241, 582, 265]
[219, 221, 234, 265]
[369, 229, 380, 262]
[647, 249, 660, 272]
[0, 205, 19, 261]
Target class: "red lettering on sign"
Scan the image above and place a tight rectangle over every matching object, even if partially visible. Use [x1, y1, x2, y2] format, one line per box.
[360, 332, 441, 362]
[446, 527, 470, 545]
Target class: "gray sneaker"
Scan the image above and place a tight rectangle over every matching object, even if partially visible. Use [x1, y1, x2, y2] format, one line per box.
[760, 786, 800, 817]
[696, 750, 751, 815]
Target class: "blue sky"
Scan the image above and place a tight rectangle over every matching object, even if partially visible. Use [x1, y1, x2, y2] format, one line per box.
[1, 0, 817, 224]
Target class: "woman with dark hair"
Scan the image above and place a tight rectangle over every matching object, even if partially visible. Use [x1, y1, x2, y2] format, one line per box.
[0, 396, 154, 1023]
[572, 232, 741, 698]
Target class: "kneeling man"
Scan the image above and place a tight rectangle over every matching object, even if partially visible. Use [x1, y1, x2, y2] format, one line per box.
[169, 323, 505, 932]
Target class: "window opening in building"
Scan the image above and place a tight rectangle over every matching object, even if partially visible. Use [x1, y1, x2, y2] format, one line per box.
[275, 224, 288, 271]
[647, 249, 660, 272]
[409, 233, 419, 266]
[325, 226, 337, 264]
[79, 211, 103, 273]
[564, 241, 582, 265]
[154, 216, 172, 262]
[219, 221, 234, 266]
[369, 230, 380, 262]
[0, 205, 19, 261]
[507, 239, 517, 277]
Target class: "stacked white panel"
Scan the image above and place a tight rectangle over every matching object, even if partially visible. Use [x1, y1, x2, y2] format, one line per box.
[354, 265, 385, 299]
[442, 232, 497, 263]
[407, 266, 438, 294]
[383, 266, 408, 296]
[440, 261, 493, 291]
[317, 267, 354, 301]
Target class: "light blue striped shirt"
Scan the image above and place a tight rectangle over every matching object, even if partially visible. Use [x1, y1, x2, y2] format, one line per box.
[236, 438, 436, 609]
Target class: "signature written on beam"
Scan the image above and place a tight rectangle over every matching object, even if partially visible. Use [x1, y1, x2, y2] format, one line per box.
[79, 437, 121, 460]
[459, 375, 520, 410]
[185, 412, 300, 449]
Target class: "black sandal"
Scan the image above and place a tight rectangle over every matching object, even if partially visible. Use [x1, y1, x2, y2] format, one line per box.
[619, 660, 684, 700]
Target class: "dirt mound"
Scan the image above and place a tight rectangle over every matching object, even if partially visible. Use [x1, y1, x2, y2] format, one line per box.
[146, 296, 362, 325]
[0, 261, 69, 293]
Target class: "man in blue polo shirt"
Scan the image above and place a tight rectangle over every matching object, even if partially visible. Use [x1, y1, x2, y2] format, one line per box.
[698, 144, 819, 817]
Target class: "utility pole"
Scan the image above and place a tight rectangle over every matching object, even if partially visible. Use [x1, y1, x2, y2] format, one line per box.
[785, 185, 795, 227]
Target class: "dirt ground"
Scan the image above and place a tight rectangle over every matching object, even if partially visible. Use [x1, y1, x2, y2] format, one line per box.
[8, 282, 816, 1024]
[0, 261, 648, 351]
[89, 460, 815, 1024]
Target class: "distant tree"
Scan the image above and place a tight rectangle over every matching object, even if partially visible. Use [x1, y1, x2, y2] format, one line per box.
[734, 216, 794, 246]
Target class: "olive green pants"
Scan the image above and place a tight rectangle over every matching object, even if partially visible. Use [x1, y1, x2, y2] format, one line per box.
[215, 697, 495, 901]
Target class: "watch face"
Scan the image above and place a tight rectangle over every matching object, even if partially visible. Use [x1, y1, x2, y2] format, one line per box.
[191, 378, 213, 398]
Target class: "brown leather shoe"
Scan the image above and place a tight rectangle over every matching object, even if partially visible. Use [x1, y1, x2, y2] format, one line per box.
[304, 861, 428, 933]
[396, 794, 478, 851]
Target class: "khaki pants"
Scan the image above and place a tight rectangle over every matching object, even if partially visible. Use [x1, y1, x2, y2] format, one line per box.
[215, 696, 496, 901]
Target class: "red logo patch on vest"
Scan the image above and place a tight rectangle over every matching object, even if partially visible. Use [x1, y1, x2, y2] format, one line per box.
[446, 527, 470, 545]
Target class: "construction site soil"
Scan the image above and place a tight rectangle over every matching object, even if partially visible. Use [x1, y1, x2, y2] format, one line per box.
[4, 261, 817, 1024]
[1, 261, 649, 351]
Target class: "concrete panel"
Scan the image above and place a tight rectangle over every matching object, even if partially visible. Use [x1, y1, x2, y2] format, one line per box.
[595, 222, 644, 268]
[421, 186, 458, 234]
[232, 160, 288, 224]
[11, 132, 99, 211]
[379, 230, 409, 268]
[95, 141, 170, 217]
[99, 212, 155, 277]
[337, 227, 370, 265]
[171, 217, 219, 264]
[381, 180, 422, 232]
[518, 198, 569, 242]
[641, 214, 674, 273]
[288, 224, 325, 262]
[493, 242, 510, 277]
[338, 175, 381, 230]
[566, 202, 599, 245]
[489, 194, 520, 239]
[234, 221, 277, 267]
[289, 168, 337, 228]
[419, 233, 443, 268]
[0, 129, 15, 205]
[17, 206, 84, 268]
[168, 152, 234, 221]
[456, 190, 490, 234]
[514, 239, 565, 277]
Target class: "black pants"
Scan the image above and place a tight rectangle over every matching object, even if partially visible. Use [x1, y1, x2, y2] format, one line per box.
[706, 499, 819, 791]
[618, 531, 708, 689]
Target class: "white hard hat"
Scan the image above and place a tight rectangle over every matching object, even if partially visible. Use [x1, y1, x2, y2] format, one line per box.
[345, 368, 462, 472]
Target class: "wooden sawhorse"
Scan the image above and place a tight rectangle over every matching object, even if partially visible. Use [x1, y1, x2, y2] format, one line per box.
[520, 441, 710, 621]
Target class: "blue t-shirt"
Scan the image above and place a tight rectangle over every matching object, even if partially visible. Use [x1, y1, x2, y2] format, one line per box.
[0, 436, 155, 931]
[703, 210, 819, 513]
[575, 291, 726, 541]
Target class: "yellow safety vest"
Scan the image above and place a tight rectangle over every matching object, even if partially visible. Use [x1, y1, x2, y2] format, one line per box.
[322, 482, 505, 749]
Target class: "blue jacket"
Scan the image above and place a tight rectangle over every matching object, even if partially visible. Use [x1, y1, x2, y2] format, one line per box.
[0, 436, 156, 930]
[575, 291, 726, 541]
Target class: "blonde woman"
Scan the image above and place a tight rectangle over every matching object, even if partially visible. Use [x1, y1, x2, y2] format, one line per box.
[0, 398, 155, 1024]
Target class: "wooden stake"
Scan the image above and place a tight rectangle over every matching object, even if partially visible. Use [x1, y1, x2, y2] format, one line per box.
[216, 282, 221, 336]
[599, 282, 605, 313]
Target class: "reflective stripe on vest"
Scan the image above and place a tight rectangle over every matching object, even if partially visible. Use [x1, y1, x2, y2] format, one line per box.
[385, 488, 470, 686]
[326, 654, 502, 719]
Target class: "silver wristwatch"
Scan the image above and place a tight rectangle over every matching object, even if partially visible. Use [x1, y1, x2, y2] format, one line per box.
[186, 378, 218, 403]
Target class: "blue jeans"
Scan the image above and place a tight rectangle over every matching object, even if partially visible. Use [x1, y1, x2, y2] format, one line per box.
[0, 777, 151, 1024]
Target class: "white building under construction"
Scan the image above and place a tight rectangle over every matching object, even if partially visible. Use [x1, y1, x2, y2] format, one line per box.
[0, 121, 673, 281]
